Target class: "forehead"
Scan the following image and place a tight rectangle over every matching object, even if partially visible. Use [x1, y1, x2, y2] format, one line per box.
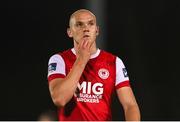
[71, 11, 96, 24]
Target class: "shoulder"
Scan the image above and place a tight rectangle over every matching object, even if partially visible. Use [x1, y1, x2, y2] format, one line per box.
[49, 49, 72, 59]
[57, 48, 72, 56]
[100, 49, 119, 61]
[100, 49, 116, 58]
[100, 50, 126, 64]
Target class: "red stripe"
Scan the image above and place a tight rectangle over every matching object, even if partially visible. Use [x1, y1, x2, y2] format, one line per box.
[48, 74, 65, 83]
[115, 80, 130, 89]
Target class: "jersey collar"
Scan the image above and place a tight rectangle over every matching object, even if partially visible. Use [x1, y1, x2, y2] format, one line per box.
[71, 48, 100, 59]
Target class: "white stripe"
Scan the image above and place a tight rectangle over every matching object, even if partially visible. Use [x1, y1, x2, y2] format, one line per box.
[48, 54, 66, 77]
[115, 57, 129, 86]
[71, 48, 100, 59]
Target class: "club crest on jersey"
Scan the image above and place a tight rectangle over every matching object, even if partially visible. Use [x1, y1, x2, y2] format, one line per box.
[98, 68, 109, 79]
[48, 63, 57, 73]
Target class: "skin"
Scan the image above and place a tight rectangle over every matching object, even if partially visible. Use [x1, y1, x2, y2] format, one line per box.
[67, 9, 99, 56]
[49, 9, 140, 121]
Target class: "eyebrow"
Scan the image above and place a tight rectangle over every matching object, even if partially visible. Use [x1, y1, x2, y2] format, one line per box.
[76, 19, 95, 23]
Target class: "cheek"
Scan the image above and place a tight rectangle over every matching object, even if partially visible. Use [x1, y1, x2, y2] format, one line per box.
[73, 33, 83, 42]
[72, 31, 81, 37]
[92, 30, 98, 37]
[92, 27, 98, 34]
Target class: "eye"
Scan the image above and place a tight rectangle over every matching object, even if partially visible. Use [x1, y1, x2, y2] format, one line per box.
[76, 22, 83, 27]
[89, 21, 94, 26]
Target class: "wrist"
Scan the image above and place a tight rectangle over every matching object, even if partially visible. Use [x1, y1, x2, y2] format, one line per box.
[76, 56, 89, 67]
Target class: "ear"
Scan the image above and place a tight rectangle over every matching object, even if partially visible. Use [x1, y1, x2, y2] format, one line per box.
[96, 26, 99, 36]
[67, 28, 73, 38]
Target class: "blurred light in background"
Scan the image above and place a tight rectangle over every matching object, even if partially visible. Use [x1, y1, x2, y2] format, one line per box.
[84, 0, 107, 50]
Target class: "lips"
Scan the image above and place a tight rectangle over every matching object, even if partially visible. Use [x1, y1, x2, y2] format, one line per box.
[83, 35, 90, 38]
[83, 35, 90, 40]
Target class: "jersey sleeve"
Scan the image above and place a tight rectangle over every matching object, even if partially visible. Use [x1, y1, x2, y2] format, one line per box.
[115, 57, 130, 89]
[47, 54, 66, 82]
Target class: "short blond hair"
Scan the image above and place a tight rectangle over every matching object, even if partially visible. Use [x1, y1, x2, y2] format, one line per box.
[69, 9, 96, 27]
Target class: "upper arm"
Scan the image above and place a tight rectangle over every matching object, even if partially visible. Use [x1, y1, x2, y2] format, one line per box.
[47, 54, 66, 82]
[47, 54, 66, 102]
[116, 87, 138, 110]
[115, 57, 138, 108]
[115, 57, 130, 89]
[115, 57, 140, 120]
[48, 78, 63, 97]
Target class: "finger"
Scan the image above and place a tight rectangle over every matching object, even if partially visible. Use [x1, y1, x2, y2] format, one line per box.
[86, 41, 91, 50]
[79, 40, 84, 49]
[82, 40, 88, 49]
[85, 40, 89, 48]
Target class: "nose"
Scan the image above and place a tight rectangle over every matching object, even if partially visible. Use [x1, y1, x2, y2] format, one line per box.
[83, 24, 89, 32]
[83, 29, 89, 32]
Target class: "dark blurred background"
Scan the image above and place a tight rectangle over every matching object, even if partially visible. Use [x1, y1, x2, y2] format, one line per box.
[1, 0, 180, 120]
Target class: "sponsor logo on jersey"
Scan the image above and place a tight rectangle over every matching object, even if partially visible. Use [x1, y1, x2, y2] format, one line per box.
[98, 68, 109, 79]
[122, 68, 128, 77]
[48, 63, 57, 73]
[75, 81, 103, 103]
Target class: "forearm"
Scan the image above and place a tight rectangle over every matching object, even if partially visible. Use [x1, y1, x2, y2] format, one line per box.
[50, 57, 87, 107]
[59, 57, 87, 99]
[124, 105, 141, 121]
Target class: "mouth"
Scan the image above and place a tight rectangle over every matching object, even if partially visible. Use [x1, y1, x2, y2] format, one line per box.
[83, 35, 90, 38]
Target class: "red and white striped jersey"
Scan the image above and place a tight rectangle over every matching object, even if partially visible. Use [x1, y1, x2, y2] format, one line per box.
[47, 48, 130, 121]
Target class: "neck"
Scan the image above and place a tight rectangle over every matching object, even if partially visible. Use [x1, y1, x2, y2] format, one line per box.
[74, 41, 97, 55]
[90, 42, 98, 54]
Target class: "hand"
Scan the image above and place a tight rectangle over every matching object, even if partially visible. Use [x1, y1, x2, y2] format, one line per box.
[76, 39, 92, 64]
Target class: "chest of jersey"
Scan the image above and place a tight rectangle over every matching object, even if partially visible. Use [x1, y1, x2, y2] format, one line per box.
[61, 50, 116, 104]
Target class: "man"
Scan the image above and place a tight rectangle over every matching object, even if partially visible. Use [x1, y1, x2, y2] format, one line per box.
[47, 9, 140, 121]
